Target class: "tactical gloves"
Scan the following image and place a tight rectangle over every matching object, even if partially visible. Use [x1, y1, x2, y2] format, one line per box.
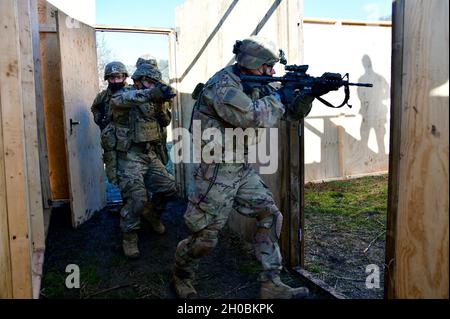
[311, 72, 342, 97]
[146, 84, 176, 103]
[286, 92, 315, 120]
[275, 85, 296, 106]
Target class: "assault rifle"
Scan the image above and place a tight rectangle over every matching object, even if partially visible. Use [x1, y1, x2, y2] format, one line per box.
[240, 64, 373, 109]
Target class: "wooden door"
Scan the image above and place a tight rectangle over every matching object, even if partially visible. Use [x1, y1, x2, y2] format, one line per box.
[56, 10, 105, 227]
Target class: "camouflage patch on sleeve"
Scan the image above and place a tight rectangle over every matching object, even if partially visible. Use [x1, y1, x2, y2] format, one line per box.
[222, 87, 252, 113]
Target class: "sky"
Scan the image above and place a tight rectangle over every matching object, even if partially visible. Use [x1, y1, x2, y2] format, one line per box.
[96, 0, 392, 67]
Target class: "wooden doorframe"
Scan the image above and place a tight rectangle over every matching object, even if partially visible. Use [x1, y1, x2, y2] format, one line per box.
[93, 25, 185, 198]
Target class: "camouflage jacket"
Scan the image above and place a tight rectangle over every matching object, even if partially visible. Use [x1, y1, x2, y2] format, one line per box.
[191, 64, 287, 162]
[91, 88, 113, 131]
[193, 65, 285, 129]
[91, 85, 136, 131]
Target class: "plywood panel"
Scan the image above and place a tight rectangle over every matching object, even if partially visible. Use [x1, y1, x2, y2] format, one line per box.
[0, 0, 33, 298]
[18, 0, 45, 253]
[0, 83, 13, 299]
[56, 10, 105, 227]
[38, 0, 69, 200]
[30, 0, 51, 210]
[387, 0, 449, 299]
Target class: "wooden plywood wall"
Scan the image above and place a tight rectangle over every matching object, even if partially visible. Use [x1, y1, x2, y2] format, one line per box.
[174, 0, 304, 266]
[386, 0, 449, 299]
[0, 0, 35, 298]
[303, 22, 392, 182]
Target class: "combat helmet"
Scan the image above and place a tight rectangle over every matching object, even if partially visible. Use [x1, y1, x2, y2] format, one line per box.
[131, 63, 162, 83]
[136, 57, 158, 68]
[104, 61, 129, 80]
[233, 36, 280, 69]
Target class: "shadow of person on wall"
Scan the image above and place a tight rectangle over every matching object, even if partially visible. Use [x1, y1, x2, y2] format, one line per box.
[358, 54, 390, 156]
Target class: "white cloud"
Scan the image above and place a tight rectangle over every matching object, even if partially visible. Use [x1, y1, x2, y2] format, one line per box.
[363, 3, 381, 21]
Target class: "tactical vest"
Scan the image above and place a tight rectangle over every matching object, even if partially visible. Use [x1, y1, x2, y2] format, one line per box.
[112, 87, 163, 152]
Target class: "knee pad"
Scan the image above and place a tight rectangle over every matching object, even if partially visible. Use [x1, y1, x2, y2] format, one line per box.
[256, 211, 283, 241]
[190, 229, 219, 258]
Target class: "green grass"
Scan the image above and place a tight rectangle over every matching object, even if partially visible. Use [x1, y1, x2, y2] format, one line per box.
[305, 175, 388, 233]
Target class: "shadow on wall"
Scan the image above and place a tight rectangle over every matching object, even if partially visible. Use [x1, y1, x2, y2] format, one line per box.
[358, 54, 390, 156]
[304, 54, 390, 180]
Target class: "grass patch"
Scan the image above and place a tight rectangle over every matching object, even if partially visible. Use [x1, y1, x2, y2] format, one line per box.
[304, 174, 388, 299]
[305, 175, 387, 233]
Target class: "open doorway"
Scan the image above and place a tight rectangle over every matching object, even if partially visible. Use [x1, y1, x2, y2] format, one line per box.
[94, 27, 177, 205]
[300, 19, 392, 299]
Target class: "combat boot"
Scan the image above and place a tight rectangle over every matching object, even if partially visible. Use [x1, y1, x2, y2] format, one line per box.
[122, 232, 140, 259]
[260, 276, 309, 299]
[142, 202, 165, 235]
[172, 274, 197, 299]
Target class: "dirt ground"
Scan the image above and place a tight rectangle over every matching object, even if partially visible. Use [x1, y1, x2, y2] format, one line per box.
[304, 175, 388, 299]
[41, 192, 326, 299]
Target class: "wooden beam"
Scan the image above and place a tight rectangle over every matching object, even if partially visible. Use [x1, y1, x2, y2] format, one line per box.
[31, 249, 44, 299]
[385, 0, 404, 299]
[168, 30, 186, 198]
[0, 74, 13, 299]
[94, 24, 174, 35]
[294, 267, 347, 299]
[303, 17, 392, 27]
[0, 0, 33, 298]
[30, 0, 51, 210]
[18, 0, 45, 253]
[386, 0, 449, 299]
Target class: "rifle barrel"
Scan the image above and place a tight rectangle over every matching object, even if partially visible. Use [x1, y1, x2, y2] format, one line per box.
[348, 82, 373, 87]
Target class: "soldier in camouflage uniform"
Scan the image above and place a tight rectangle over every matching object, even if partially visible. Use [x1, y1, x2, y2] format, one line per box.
[110, 62, 177, 259]
[172, 36, 331, 299]
[133, 57, 171, 167]
[91, 61, 129, 185]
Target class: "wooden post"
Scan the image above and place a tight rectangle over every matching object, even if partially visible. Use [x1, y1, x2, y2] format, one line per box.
[386, 0, 449, 299]
[0, 0, 33, 298]
[18, 0, 45, 253]
[30, 0, 52, 212]
[168, 30, 186, 198]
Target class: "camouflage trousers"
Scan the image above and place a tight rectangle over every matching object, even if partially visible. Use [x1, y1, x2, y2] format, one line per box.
[117, 148, 177, 233]
[101, 123, 118, 184]
[174, 163, 283, 282]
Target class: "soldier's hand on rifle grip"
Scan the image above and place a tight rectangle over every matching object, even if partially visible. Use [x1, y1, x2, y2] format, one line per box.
[275, 85, 295, 106]
[312, 72, 342, 97]
[145, 87, 166, 103]
[156, 82, 177, 101]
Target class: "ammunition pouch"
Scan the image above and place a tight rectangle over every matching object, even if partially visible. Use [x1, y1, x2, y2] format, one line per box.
[133, 119, 161, 143]
[115, 126, 131, 152]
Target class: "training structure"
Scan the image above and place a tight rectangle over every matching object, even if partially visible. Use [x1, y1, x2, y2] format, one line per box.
[173, 0, 393, 268]
[1, 0, 104, 298]
[0, 0, 448, 299]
